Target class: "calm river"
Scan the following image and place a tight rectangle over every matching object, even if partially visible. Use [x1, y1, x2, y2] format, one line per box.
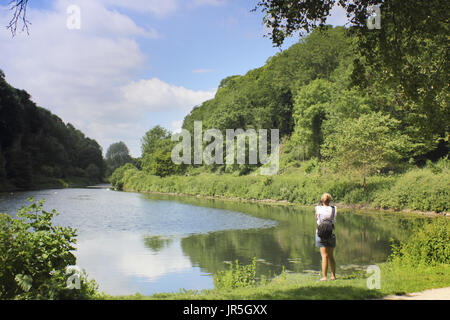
[0, 186, 423, 295]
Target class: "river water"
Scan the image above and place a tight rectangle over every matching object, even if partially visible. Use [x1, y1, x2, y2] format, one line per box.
[0, 186, 423, 295]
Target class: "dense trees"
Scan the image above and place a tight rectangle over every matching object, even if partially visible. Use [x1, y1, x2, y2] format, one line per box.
[105, 141, 133, 176]
[255, 0, 449, 158]
[183, 26, 352, 140]
[181, 25, 444, 173]
[321, 112, 414, 188]
[0, 72, 105, 190]
[134, 23, 447, 179]
[141, 126, 184, 177]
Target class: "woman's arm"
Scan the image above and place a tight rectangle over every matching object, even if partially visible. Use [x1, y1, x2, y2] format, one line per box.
[333, 206, 337, 224]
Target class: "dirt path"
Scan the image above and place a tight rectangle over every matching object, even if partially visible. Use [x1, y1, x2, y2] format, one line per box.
[383, 287, 450, 300]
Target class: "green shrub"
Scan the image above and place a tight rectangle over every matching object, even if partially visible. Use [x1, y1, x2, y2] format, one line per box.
[214, 258, 257, 289]
[112, 160, 449, 212]
[373, 167, 449, 212]
[109, 163, 138, 190]
[390, 218, 450, 266]
[302, 158, 320, 174]
[0, 199, 99, 299]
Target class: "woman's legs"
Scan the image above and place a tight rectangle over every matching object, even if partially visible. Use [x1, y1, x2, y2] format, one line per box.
[320, 247, 328, 280]
[326, 247, 336, 280]
[320, 247, 336, 280]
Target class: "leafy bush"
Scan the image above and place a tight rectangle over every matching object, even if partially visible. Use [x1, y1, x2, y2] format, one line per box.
[389, 218, 450, 266]
[302, 158, 320, 174]
[112, 159, 449, 212]
[373, 167, 449, 212]
[0, 199, 99, 299]
[109, 163, 137, 190]
[214, 258, 257, 289]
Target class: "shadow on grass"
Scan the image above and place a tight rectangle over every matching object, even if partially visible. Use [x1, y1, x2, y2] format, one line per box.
[251, 285, 384, 300]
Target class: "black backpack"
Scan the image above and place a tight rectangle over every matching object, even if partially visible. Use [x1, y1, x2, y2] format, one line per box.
[317, 206, 335, 240]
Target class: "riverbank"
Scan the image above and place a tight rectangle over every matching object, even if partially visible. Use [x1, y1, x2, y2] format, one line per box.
[122, 188, 448, 218]
[111, 164, 449, 216]
[105, 262, 450, 300]
[0, 176, 106, 193]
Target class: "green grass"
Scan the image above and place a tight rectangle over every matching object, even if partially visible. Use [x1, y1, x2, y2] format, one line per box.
[379, 263, 450, 296]
[102, 263, 450, 300]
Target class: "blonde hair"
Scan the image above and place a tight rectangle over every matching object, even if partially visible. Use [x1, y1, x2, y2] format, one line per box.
[321, 193, 332, 205]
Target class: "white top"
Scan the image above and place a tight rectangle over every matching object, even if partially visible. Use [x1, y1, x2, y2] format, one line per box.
[315, 205, 337, 226]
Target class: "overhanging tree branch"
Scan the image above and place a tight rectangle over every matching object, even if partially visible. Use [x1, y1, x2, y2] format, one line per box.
[7, 0, 31, 36]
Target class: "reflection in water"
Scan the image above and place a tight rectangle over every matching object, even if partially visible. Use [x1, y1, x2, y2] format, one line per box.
[169, 195, 425, 278]
[144, 236, 174, 253]
[75, 233, 211, 295]
[0, 188, 426, 295]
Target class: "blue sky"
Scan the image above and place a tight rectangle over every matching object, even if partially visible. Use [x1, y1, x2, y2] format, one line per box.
[129, 1, 298, 89]
[0, 0, 347, 157]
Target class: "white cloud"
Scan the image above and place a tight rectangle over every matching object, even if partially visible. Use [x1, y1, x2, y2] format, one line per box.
[326, 4, 349, 27]
[52, 0, 159, 38]
[121, 78, 216, 112]
[170, 120, 183, 134]
[0, 0, 215, 157]
[100, 0, 179, 17]
[99, 0, 227, 16]
[191, 0, 227, 6]
[76, 233, 193, 295]
[192, 68, 214, 74]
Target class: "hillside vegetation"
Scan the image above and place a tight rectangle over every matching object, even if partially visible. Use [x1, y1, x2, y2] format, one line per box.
[111, 27, 448, 213]
[0, 72, 105, 191]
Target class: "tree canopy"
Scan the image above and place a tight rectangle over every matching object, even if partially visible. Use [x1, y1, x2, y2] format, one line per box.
[140, 126, 184, 177]
[254, 0, 449, 156]
[132, 24, 447, 179]
[0, 73, 105, 190]
[105, 141, 132, 176]
[321, 112, 414, 187]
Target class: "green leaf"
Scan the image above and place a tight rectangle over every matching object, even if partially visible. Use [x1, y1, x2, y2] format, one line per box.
[15, 274, 33, 292]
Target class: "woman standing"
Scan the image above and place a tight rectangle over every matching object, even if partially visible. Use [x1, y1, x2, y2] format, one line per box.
[315, 193, 337, 281]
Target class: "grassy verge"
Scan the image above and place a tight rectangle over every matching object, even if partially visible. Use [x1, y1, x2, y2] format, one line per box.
[102, 263, 450, 300]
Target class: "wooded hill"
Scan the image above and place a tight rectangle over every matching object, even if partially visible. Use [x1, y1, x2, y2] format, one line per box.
[178, 26, 448, 177]
[0, 71, 105, 191]
[110, 27, 449, 212]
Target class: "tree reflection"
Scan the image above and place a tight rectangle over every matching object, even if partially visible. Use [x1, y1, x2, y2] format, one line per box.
[143, 235, 173, 253]
[176, 197, 426, 278]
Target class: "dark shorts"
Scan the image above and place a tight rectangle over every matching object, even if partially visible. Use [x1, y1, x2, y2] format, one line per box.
[315, 230, 336, 248]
